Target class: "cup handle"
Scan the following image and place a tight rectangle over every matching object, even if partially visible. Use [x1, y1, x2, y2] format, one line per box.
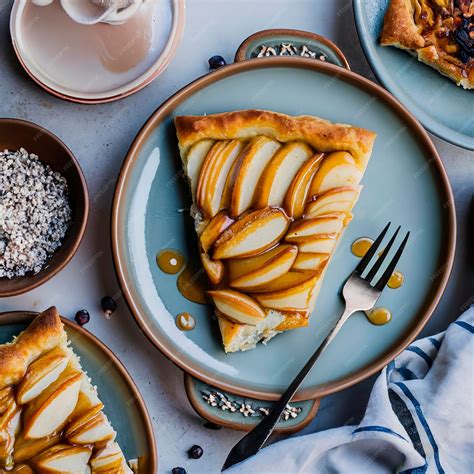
[234, 28, 350, 70]
[31, 0, 54, 6]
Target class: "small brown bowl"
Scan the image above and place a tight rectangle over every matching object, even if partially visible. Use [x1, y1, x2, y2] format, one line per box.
[0, 118, 89, 296]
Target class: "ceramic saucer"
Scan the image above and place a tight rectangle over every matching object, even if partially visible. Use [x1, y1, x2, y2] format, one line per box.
[10, 0, 185, 103]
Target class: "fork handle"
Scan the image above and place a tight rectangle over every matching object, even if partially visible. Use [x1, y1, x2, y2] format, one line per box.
[223, 305, 355, 469]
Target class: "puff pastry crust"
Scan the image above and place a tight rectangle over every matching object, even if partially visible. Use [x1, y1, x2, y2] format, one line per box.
[381, 0, 473, 89]
[175, 109, 376, 166]
[175, 110, 376, 352]
[0, 307, 66, 390]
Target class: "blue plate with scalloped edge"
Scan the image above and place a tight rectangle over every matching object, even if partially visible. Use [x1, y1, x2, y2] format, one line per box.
[353, 0, 474, 150]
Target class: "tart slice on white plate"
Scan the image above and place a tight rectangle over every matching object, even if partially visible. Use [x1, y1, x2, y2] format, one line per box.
[175, 110, 376, 353]
[0, 307, 134, 473]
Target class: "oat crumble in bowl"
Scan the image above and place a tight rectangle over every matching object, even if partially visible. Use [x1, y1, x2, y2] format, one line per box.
[0, 147, 72, 278]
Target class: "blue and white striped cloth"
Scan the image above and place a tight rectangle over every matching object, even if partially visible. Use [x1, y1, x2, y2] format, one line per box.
[229, 307, 474, 473]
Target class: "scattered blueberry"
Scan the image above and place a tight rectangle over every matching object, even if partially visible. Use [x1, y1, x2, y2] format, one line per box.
[208, 55, 226, 70]
[188, 445, 203, 459]
[75, 309, 90, 326]
[101, 296, 117, 317]
[203, 421, 221, 430]
[171, 468, 186, 474]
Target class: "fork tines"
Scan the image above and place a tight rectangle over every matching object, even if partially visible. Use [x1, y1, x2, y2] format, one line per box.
[355, 222, 410, 290]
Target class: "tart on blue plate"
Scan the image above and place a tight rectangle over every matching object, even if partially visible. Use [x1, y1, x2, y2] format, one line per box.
[381, 0, 473, 89]
[175, 110, 376, 353]
[0, 307, 134, 473]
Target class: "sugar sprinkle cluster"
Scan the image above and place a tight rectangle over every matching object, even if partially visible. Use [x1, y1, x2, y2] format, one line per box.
[0, 148, 71, 278]
[202, 390, 302, 421]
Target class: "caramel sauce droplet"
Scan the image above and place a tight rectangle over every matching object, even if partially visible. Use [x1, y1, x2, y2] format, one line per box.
[156, 249, 186, 274]
[351, 238, 373, 258]
[176, 313, 196, 331]
[367, 308, 392, 325]
[388, 271, 404, 289]
[177, 264, 209, 305]
[156, 248, 209, 304]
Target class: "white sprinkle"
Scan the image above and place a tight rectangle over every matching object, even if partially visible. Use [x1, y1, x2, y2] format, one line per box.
[0, 148, 71, 278]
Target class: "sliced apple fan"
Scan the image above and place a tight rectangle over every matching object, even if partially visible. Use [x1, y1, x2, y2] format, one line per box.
[175, 110, 376, 353]
[0, 307, 134, 473]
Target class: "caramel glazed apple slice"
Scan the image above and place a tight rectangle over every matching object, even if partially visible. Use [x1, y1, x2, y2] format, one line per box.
[175, 110, 376, 352]
[0, 307, 136, 473]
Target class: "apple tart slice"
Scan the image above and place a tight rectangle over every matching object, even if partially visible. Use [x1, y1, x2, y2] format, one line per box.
[175, 110, 376, 353]
[0, 307, 134, 473]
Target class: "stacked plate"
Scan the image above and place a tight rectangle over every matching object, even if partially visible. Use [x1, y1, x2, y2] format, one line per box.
[10, 0, 185, 103]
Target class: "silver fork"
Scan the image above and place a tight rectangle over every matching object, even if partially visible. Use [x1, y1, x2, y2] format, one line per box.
[222, 222, 410, 471]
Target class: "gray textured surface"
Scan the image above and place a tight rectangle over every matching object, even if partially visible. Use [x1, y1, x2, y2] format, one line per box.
[0, 1, 473, 472]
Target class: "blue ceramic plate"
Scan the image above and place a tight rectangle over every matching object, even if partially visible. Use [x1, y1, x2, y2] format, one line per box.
[353, 0, 474, 150]
[0, 312, 156, 472]
[112, 58, 455, 401]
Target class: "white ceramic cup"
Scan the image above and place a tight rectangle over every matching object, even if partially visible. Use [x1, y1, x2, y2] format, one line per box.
[31, 0, 143, 25]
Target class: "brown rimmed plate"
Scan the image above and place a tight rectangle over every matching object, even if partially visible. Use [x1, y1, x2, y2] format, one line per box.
[111, 57, 455, 401]
[0, 118, 89, 297]
[0, 311, 157, 473]
[10, 0, 185, 104]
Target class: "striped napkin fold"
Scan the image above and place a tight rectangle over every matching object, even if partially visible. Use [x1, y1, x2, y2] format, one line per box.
[227, 307, 474, 473]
